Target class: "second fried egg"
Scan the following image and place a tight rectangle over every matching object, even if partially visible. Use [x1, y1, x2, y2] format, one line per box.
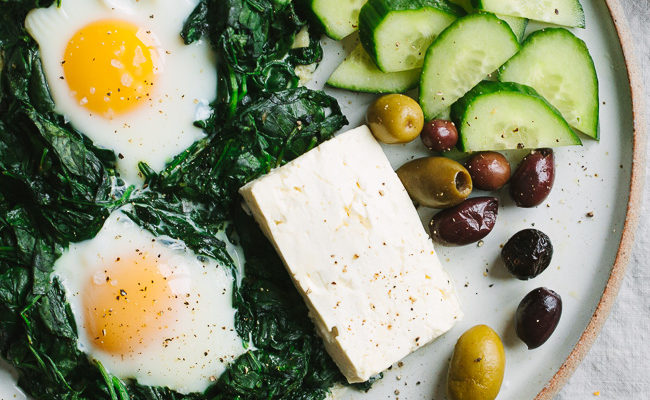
[25, 0, 216, 183]
[53, 210, 245, 393]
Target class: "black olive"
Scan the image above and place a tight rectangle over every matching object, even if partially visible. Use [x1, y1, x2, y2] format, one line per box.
[465, 152, 511, 191]
[501, 229, 553, 280]
[421, 119, 458, 152]
[516, 287, 562, 349]
[429, 197, 499, 246]
[510, 148, 555, 207]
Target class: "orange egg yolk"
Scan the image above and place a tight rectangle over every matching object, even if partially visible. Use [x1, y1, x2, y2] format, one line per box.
[83, 253, 184, 355]
[63, 20, 160, 118]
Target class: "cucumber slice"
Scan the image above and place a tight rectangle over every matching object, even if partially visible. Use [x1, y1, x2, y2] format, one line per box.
[450, 81, 582, 151]
[310, 0, 368, 40]
[419, 13, 520, 119]
[448, 0, 528, 42]
[497, 14, 528, 42]
[359, 0, 463, 72]
[448, 0, 472, 12]
[327, 44, 421, 93]
[473, 0, 585, 28]
[498, 28, 599, 139]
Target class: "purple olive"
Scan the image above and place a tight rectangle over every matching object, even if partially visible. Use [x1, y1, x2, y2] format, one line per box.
[421, 119, 458, 152]
[465, 151, 511, 191]
[516, 287, 562, 349]
[429, 197, 499, 246]
[510, 148, 555, 207]
[501, 229, 553, 280]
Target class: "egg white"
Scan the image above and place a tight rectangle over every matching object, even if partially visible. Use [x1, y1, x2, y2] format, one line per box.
[53, 209, 246, 393]
[25, 0, 216, 183]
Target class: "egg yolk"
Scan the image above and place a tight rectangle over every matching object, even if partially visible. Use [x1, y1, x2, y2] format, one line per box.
[83, 253, 185, 354]
[63, 20, 160, 118]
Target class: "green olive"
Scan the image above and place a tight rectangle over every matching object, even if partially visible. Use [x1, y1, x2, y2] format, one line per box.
[366, 94, 424, 144]
[396, 157, 472, 209]
[448, 325, 506, 400]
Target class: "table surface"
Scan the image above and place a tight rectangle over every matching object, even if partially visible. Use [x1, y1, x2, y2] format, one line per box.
[556, 1, 649, 399]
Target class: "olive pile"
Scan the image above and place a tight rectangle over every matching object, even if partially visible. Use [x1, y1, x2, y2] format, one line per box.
[366, 94, 557, 246]
[366, 95, 565, 400]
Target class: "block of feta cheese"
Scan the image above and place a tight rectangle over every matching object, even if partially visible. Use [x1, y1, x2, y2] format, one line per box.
[239, 125, 462, 383]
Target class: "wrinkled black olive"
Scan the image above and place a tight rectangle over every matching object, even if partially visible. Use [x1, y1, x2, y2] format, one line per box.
[510, 148, 555, 207]
[501, 229, 553, 280]
[516, 287, 562, 349]
[429, 197, 499, 246]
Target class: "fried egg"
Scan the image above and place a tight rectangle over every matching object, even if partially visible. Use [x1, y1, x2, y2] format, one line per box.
[53, 210, 245, 393]
[25, 0, 216, 183]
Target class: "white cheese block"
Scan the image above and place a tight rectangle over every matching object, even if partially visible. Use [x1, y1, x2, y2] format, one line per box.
[239, 125, 463, 383]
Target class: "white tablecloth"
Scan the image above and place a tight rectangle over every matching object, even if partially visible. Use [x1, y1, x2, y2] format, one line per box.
[556, 2, 650, 399]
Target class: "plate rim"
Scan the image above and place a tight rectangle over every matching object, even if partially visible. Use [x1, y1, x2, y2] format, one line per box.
[535, 1, 647, 398]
